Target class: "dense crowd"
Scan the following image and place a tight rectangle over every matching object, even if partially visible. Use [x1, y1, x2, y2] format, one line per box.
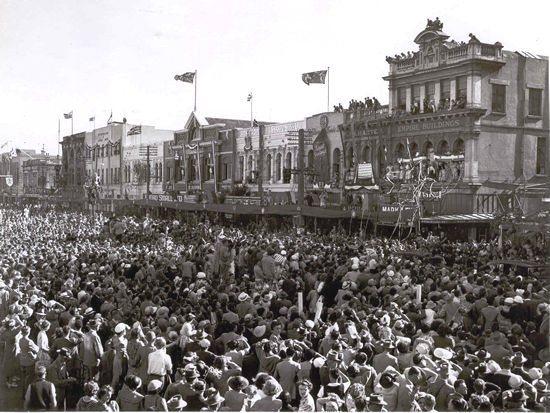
[0, 205, 549, 412]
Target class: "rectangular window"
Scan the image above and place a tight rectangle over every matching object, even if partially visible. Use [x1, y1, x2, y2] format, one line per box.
[397, 87, 407, 110]
[536, 137, 547, 175]
[166, 166, 171, 182]
[440, 79, 451, 100]
[492, 84, 506, 113]
[425, 82, 435, 103]
[529, 88, 542, 116]
[457, 76, 467, 99]
[412, 84, 421, 102]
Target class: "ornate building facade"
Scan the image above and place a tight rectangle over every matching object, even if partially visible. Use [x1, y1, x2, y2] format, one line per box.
[342, 18, 549, 215]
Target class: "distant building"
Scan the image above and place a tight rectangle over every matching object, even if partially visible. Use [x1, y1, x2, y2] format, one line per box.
[172, 112, 270, 196]
[84, 123, 123, 199]
[121, 125, 173, 199]
[1, 149, 48, 197]
[61, 133, 86, 190]
[22, 157, 62, 195]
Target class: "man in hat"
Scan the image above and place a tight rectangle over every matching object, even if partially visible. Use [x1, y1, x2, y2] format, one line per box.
[236, 292, 255, 320]
[373, 340, 398, 374]
[366, 393, 388, 412]
[82, 319, 103, 382]
[427, 360, 455, 411]
[46, 347, 76, 409]
[19, 325, 39, 391]
[274, 346, 301, 400]
[23, 364, 57, 411]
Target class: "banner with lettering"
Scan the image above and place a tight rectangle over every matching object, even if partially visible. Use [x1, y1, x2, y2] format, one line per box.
[313, 129, 330, 184]
[378, 203, 416, 222]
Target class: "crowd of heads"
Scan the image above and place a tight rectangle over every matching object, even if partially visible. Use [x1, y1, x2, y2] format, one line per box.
[0, 204, 548, 411]
[334, 98, 382, 114]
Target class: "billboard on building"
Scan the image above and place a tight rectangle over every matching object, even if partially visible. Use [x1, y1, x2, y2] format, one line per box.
[313, 129, 330, 184]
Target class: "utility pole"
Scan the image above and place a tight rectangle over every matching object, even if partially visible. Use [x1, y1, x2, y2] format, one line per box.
[258, 124, 264, 205]
[298, 128, 305, 207]
[146, 145, 150, 200]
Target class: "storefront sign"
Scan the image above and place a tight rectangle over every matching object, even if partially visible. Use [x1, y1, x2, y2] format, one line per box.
[225, 196, 261, 205]
[396, 118, 463, 134]
[378, 204, 416, 222]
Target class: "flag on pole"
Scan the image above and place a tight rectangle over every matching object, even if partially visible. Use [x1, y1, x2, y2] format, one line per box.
[302, 70, 327, 85]
[107, 111, 113, 124]
[89, 116, 95, 122]
[174, 72, 195, 83]
[247, 93, 253, 102]
[64, 111, 73, 119]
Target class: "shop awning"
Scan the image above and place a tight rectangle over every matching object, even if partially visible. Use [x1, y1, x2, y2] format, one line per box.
[421, 213, 494, 224]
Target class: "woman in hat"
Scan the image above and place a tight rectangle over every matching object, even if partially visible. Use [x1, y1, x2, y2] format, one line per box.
[76, 380, 100, 411]
[36, 319, 52, 368]
[144, 379, 168, 411]
[91, 384, 119, 411]
[1, 317, 23, 388]
[250, 378, 283, 411]
[296, 378, 315, 412]
[116, 374, 144, 411]
[224, 375, 249, 411]
[316, 392, 345, 412]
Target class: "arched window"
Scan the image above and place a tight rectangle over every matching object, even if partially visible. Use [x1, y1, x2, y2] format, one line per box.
[395, 143, 405, 159]
[362, 145, 370, 163]
[437, 140, 449, 155]
[285, 152, 292, 169]
[424, 140, 433, 156]
[332, 148, 341, 179]
[453, 138, 464, 154]
[276, 153, 282, 182]
[346, 146, 354, 168]
[409, 142, 419, 157]
[265, 153, 272, 181]
[307, 150, 314, 168]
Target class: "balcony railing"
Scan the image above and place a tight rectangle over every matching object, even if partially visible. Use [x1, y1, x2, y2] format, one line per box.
[390, 42, 504, 75]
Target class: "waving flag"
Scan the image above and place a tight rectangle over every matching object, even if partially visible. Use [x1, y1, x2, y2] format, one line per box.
[247, 93, 253, 102]
[302, 70, 327, 85]
[64, 111, 73, 119]
[174, 72, 195, 83]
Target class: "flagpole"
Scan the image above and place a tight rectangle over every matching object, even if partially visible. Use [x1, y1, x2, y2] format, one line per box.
[194, 70, 197, 112]
[71, 112, 73, 135]
[250, 94, 253, 128]
[57, 119, 60, 157]
[327, 67, 330, 113]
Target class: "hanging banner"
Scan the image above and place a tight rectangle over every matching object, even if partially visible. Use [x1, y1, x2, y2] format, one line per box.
[5, 175, 13, 187]
[313, 129, 330, 183]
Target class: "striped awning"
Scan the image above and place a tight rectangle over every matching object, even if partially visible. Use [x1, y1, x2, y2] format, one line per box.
[421, 213, 494, 224]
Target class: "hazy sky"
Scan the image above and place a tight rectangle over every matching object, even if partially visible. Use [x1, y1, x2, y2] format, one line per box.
[1, 0, 548, 155]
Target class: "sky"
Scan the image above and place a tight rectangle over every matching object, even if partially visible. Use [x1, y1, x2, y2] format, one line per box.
[1, 0, 548, 155]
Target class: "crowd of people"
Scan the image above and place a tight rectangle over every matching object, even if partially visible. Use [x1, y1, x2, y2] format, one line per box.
[0, 204, 549, 411]
[333, 98, 383, 114]
[389, 96, 467, 119]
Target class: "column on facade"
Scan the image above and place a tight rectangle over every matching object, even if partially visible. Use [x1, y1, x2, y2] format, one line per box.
[405, 86, 412, 113]
[271, 149, 277, 183]
[434, 82, 441, 107]
[450, 78, 457, 102]
[463, 133, 479, 183]
[279, 149, 284, 182]
[388, 86, 395, 110]
[466, 74, 482, 108]
[420, 84, 426, 113]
